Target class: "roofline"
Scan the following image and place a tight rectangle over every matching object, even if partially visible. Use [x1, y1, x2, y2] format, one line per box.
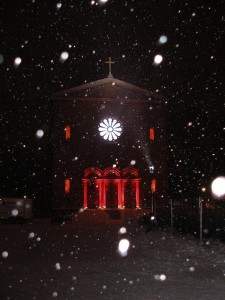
[53, 97, 163, 104]
[53, 77, 163, 100]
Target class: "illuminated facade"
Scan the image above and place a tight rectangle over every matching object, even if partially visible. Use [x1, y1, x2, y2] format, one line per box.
[52, 76, 167, 214]
[82, 167, 140, 209]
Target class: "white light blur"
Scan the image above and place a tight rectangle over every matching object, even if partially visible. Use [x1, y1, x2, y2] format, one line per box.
[159, 274, 166, 281]
[36, 129, 44, 138]
[130, 160, 136, 166]
[118, 239, 130, 256]
[211, 177, 225, 198]
[159, 35, 168, 44]
[56, 3, 62, 9]
[2, 251, 8, 258]
[154, 274, 166, 281]
[14, 57, 22, 66]
[28, 232, 35, 239]
[55, 263, 61, 270]
[99, 0, 108, 3]
[11, 209, 18, 217]
[60, 51, 69, 62]
[154, 54, 163, 65]
[119, 227, 127, 234]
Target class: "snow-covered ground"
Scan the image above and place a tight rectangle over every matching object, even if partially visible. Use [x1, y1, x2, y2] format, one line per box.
[0, 218, 225, 300]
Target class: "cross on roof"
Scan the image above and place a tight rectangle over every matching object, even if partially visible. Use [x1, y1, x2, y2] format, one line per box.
[106, 57, 115, 78]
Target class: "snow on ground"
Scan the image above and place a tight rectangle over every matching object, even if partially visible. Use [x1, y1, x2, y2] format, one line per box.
[0, 218, 225, 300]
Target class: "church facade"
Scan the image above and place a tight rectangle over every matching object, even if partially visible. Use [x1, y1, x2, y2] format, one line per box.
[52, 72, 167, 215]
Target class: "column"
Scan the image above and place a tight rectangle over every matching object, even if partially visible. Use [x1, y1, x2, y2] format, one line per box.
[102, 179, 106, 208]
[118, 179, 122, 208]
[121, 180, 125, 208]
[99, 179, 103, 208]
[83, 179, 88, 209]
[135, 179, 140, 208]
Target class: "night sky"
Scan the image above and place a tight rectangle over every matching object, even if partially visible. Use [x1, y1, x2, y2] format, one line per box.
[0, 0, 224, 212]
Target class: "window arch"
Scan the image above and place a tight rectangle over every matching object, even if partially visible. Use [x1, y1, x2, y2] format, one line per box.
[122, 167, 139, 178]
[84, 168, 102, 179]
[103, 168, 121, 178]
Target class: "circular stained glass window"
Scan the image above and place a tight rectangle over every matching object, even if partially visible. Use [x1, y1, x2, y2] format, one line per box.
[98, 118, 122, 141]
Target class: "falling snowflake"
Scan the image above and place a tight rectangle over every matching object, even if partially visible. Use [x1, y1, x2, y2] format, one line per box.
[119, 227, 127, 234]
[60, 51, 69, 62]
[56, 3, 62, 9]
[14, 57, 22, 67]
[36, 129, 44, 138]
[55, 263, 61, 270]
[98, 118, 122, 141]
[153, 54, 163, 65]
[118, 239, 130, 256]
[159, 35, 168, 44]
[2, 251, 8, 258]
[28, 232, 35, 239]
[52, 291, 58, 298]
[11, 209, 18, 217]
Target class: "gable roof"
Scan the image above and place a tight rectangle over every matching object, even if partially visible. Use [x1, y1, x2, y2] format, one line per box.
[54, 77, 163, 101]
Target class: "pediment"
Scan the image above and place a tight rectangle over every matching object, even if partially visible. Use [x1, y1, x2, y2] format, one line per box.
[54, 77, 162, 101]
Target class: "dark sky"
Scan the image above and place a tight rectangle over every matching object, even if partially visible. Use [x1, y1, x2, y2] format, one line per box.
[0, 0, 224, 209]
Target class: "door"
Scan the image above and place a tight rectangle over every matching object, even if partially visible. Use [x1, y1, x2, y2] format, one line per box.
[124, 181, 136, 208]
[106, 181, 118, 208]
[87, 181, 99, 208]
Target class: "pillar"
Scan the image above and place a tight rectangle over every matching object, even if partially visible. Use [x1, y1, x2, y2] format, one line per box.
[135, 179, 140, 208]
[118, 180, 122, 208]
[121, 180, 125, 208]
[99, 179, 103, 208]
[83, 179, 88, 209]
[102, 179, 106, 208]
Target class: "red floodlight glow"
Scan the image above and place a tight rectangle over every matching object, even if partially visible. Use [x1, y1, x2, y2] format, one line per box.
[150, 128, 155, 140]
[65, 179, 71, 194]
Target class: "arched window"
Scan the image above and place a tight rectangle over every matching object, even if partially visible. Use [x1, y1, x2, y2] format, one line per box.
[103, 168, 121, 178]
[122, 168, 139, 178]
[84, 168, 102, 179]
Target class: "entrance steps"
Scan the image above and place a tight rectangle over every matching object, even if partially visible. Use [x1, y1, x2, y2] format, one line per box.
[73, 208, 152, 225]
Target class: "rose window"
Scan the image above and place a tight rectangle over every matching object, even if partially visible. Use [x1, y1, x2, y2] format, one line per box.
[98, 118, 122, 141]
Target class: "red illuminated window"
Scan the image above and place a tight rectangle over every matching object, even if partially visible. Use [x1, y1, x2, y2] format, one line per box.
[65, 179, 71, 194]
[151, 179, 156, 193]
[150, 128, 155, 140]
[65, 125, 71, 140]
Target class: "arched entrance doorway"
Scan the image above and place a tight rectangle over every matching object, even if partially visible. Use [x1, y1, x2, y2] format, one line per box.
[103, 168, 121, 208]
[83, 167, 141, 209]
[82, 168, 102, 209]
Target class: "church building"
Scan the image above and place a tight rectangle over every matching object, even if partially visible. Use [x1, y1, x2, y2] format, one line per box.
[52, 59, 167, 217]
